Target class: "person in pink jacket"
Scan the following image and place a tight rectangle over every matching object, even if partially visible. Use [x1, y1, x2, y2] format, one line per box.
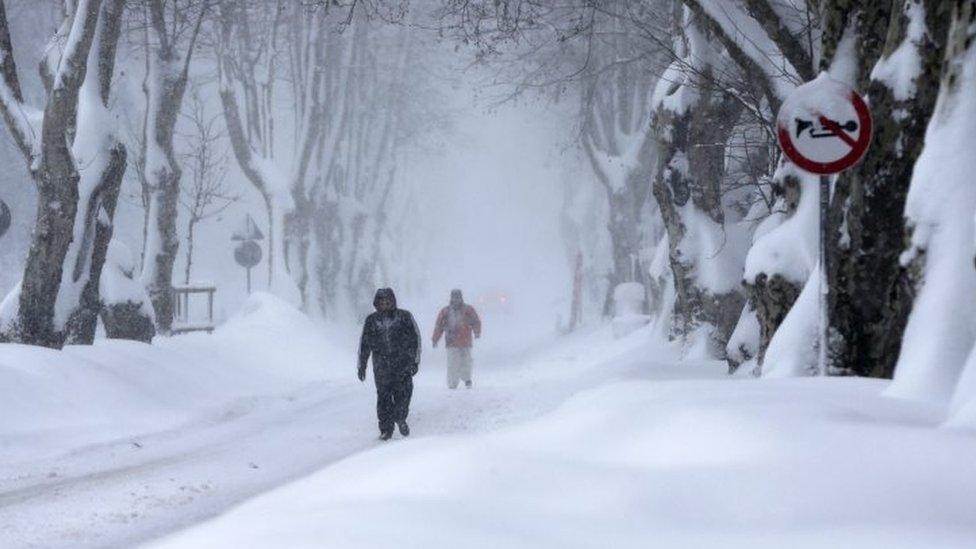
[432, 289, 482, 389]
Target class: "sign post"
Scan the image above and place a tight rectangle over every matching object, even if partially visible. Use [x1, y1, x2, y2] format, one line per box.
[776, 74, 873, 375]
[819, 174, 830, 376]
[232, 214, 265, 294]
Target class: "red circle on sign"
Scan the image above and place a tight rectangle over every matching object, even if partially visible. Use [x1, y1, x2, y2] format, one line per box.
[777, 90, 872, 175]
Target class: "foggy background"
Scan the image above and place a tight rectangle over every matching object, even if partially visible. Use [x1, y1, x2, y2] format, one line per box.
[0, 5, 578, 340]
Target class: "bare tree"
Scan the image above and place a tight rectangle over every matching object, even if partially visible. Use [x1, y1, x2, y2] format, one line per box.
[215, 0, 325, 305]
[178, 86, 236, 284]
[578, 6, 665, 316]
[139, 0, 211, 335]
[318, 19, 414, 316]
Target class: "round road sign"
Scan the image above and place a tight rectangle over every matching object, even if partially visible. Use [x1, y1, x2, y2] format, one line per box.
[776, 74, 872, 175]
[234, 240, 262, 268]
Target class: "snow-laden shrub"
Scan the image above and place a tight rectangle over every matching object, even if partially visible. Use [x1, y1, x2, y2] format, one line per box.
[100, 240, 155, 343]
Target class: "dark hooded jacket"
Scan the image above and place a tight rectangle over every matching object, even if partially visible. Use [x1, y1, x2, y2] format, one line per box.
[358, 288, 421, 380]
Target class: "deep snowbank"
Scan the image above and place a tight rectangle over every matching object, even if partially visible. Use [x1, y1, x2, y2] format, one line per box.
[152, 349, 976, 548]
[0, 293, 342, 462]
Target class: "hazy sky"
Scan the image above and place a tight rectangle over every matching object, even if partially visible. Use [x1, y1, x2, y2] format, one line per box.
[402, 78, 575, 334]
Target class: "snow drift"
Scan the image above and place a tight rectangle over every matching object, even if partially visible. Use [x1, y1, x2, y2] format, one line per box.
[152, 375, 976, 549]
[0, 292, 337, 462]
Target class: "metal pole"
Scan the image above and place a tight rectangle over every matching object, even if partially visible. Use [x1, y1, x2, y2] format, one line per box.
[246, 266, 252, 294]
[818, 174, 830, 376]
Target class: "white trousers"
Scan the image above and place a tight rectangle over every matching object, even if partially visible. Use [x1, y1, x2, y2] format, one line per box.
[446, 347, 473, 389]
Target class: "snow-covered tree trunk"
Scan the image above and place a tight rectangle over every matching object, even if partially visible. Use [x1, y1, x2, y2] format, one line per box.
[348, 26, 411, 314]
[942, 0, 976, 425]
[140, 0, 207, 335]
[0, 0, 104, 348]
[216, 0, 323, 308]
[64, 0, 134, 344]
[889, 0, 976, 407]
[307, 17, 414, 318]
[577, 10, 662, 318]
[823, 0, 950, 377]
[340, 22, 393, 315]
[309, 19, 359, 317]
[678, 0, 815, 372]
[651, 9, 747, 357]
[583, 85, 655, 314]
[739, 163, 818, 372]
[284, 3, 333, 312]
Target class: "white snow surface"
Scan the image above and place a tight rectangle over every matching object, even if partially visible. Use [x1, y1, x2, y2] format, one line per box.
[0, 294, 322, 463]
[5, 294, 976, 548]
[154, 335, 976, 549]
[0, 293, 331, 546]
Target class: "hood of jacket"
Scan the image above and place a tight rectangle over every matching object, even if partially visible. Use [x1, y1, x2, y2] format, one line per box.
[373, 287, 397, 310]
[449, 289, 464, 308]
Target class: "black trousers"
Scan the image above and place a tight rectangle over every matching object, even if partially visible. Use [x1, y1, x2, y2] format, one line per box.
[376, 376, 413, 434]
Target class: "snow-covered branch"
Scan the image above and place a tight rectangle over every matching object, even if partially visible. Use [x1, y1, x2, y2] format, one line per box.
[0, 1, 41, 163]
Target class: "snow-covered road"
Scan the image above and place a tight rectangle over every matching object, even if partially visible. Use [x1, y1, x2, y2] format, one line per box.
[7, 295, 976, 549]
[0, 303, 686, 548]
[153, 345, 976, 549]
[1, 380, 371, 547]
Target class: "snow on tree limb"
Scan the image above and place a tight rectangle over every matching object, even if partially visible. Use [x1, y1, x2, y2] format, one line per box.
[741, 0, 816, 80]
[0, 1, 41, 164]
[690, 0, 804, 104]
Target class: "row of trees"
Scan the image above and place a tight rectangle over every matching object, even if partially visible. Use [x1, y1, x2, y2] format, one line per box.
[6, 0, 976, 426]
[442, 0, 976, 416]
[0, 0, 427, 347]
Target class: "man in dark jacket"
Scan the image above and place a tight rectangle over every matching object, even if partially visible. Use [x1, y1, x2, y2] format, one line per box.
[358, 288, 421, 440]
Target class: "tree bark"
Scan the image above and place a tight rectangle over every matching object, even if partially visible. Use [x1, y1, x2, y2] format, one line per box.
[887, 0, 976, 402]
[140, 0, 206, 334]
[184, 218, 196, 284]
[66, 0, 133, 344]
[741, 170, 805, 366]
[652, 10, 747, 356]
[823, 0, 950, 376]
[0, 0, 104, 348]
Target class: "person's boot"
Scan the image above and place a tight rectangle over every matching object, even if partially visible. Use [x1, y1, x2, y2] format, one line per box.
[379, 430, 393, 441]
[397, 421, 410, 437]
